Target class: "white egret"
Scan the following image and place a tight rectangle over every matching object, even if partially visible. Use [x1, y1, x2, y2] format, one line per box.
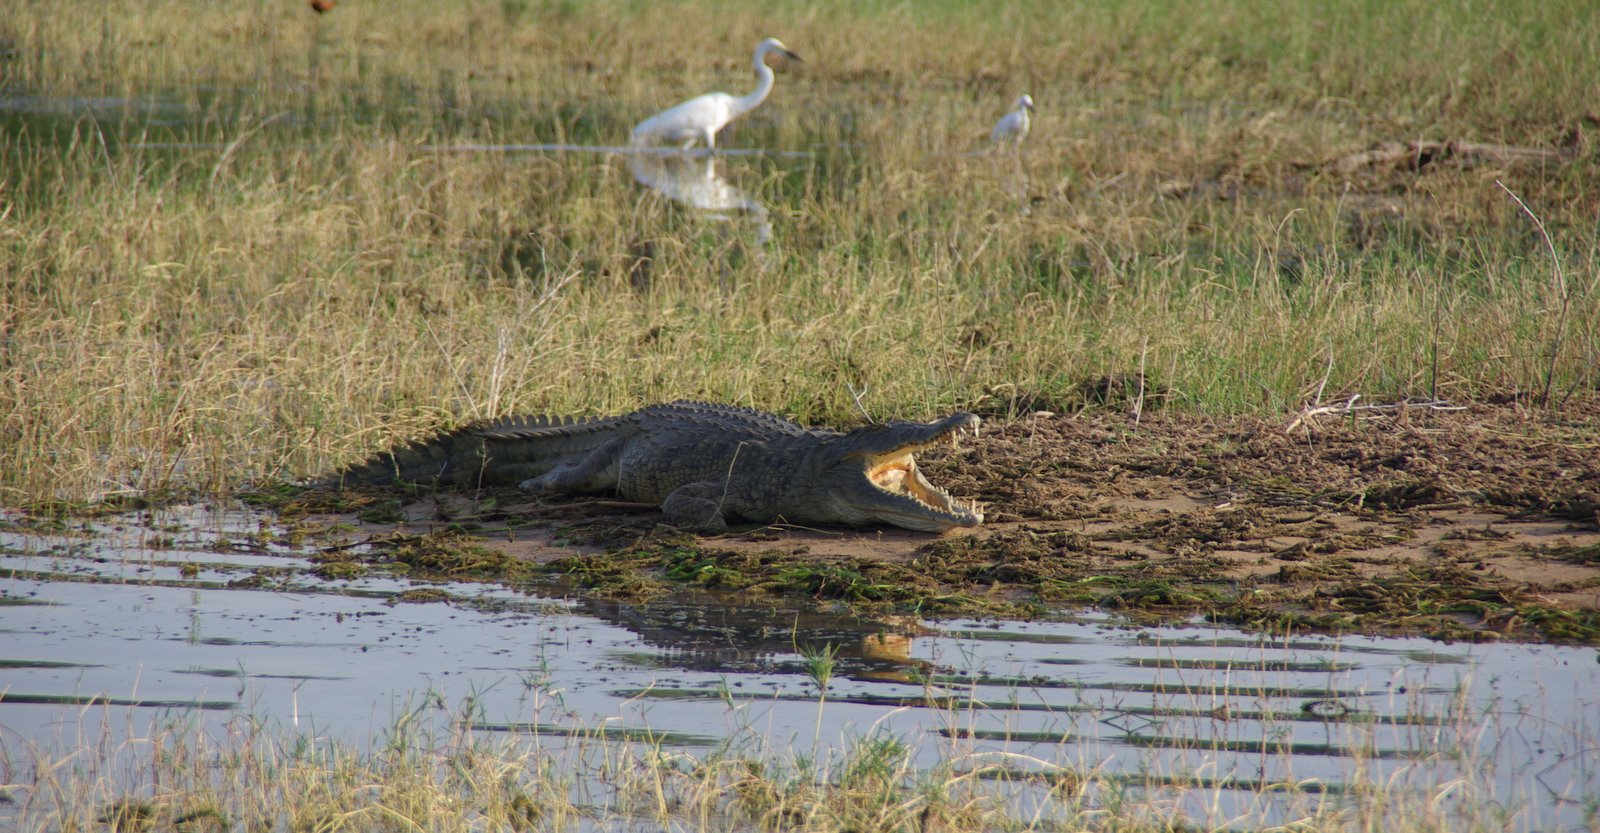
[991, 94, 1035, 147]
[631, 37, 802, 152]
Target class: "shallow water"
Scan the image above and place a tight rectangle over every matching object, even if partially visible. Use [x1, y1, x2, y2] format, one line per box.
[3, 504, 1598, 829]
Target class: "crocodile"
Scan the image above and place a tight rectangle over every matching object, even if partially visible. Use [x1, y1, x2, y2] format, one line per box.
[330, 401, 984, 533]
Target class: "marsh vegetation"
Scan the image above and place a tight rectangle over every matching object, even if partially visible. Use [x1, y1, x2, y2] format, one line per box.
[3, 0, 1597, 506]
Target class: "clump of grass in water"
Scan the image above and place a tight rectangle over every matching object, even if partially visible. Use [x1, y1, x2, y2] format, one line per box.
[800, 640, 840, 753]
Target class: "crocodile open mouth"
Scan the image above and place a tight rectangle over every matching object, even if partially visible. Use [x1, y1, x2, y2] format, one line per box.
[863, 419, 983, 527]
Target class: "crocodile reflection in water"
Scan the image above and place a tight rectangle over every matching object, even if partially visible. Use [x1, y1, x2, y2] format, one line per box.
[629, 152, 772, 244]
[577, 593, 924, 681]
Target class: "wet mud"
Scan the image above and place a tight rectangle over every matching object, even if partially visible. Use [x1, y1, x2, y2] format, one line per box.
[279, 399, 1600, 643]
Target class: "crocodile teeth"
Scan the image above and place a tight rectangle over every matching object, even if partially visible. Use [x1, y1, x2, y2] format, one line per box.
[866, 454, 975, 520]
[857, 414, 983, 527]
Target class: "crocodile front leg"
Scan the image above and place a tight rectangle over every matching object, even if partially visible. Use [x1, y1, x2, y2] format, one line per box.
[516, 437, 627, 495]
[660, 481, 734, 532]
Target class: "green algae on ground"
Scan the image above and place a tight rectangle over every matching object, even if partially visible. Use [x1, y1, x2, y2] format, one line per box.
[1531, 541, 1600, 566]
[545, 540, 1001, 615]
[1219, 561, 1600, 644]
[374, 531, 543, 583]
[315, 531, 1023, 617]
[257, 506, 1600, 642]
[308, 559, 371, 581]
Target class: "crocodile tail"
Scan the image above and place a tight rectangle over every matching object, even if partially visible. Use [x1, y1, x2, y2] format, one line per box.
[324, 428, 493, 489]
[325, 411, 636, 490]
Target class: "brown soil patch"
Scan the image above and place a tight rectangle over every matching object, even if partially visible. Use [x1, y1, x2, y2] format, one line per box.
[295, 399, 1600, 643]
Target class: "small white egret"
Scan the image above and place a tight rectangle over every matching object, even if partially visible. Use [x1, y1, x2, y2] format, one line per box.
[631, 37, 802, 152]
[991, 94, 1035, 147]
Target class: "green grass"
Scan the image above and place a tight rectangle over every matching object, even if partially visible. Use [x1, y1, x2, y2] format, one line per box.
[2, 0, 1598, 506]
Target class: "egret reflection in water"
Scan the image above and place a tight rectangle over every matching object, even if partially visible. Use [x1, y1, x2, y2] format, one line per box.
[629, 152, 772, 245]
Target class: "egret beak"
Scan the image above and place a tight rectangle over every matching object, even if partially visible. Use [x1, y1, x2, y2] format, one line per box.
[1024, 102, 1036, 112]
[783, 50, 803, 64]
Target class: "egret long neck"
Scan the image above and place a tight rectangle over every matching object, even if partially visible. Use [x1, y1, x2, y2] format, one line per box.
[732, 54, 777, 116]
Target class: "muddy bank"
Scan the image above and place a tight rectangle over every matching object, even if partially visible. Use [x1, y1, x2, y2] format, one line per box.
[283, 399, 1600, 643]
